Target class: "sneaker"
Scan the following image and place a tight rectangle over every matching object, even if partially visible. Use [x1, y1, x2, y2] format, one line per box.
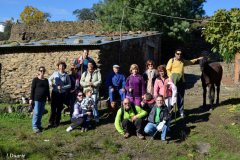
[180, 112, 186, 118]
[95, 118, 99, 123]
[137, 132, 145, 140]
[81, 127, 85, 132]
[123, 132, 130, 139]
[66, 126, 73, 132]
[84, 128, 88, 132]
[47, 123, 53, 128]
[33, 128, 40, 133]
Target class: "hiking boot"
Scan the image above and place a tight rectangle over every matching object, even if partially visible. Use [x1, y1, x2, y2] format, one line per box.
[66, 126, 73, 132]
[38, 127, 45, 131]
[81, 127, 85, 132]
[84, 128, 88, 132]
[33, 128, 40, 133]
[162, 140, 168, 144]
[180, 112, 186, 118]
[47, 123, 53, 128]
[123, 132, 130, 139]
[137, 132, 145, 140]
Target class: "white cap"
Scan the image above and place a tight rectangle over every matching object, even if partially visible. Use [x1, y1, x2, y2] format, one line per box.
[113, 65, 120, 68]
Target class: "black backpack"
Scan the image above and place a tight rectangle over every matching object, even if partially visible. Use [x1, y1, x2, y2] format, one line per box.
[121, 102, 137, 121]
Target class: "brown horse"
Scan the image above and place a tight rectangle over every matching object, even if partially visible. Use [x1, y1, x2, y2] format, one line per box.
[200, 57, 223, 110]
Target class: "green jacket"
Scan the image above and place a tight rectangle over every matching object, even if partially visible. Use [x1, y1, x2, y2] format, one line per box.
[114, 105, 148, 135]
[80, 70, 102, 94]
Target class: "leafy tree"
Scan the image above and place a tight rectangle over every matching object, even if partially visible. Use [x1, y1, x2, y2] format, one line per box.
[93, 0, 206, 42]
[202, 8, 240, 62]
[0, 23, 13, 41]
[19, 5, 44, 40]
[5, 17, 14, 24]
[73, 8, 96, 21]
[43, 12, 51, 21]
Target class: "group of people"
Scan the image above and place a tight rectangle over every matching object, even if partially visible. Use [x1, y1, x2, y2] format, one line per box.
[30, 48, 203, 143]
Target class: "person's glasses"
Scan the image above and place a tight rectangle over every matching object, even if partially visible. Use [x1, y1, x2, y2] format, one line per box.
[73, 68, 78, 70]
[124, 102, 130, 105]
[78, 95, 83, 97]
[176, 53, 182, 56]
[39, 70, 45, 72]
[148, 64, 153, 66]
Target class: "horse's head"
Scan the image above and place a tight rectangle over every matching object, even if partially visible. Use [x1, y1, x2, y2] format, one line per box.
[199, 56, 209, 71]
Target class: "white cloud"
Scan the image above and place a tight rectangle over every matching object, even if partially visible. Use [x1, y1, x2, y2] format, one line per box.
[41, 6, 70, 15]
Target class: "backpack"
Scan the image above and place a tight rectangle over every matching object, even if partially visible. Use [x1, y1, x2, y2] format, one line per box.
[172, 58, 184, 63]
[121, 102, 137, 121]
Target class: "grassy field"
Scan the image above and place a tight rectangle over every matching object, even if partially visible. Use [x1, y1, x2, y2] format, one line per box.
[0, 97, 240, 160]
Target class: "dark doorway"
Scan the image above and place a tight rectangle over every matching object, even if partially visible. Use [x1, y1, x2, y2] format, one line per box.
[147, 46, 154, 61]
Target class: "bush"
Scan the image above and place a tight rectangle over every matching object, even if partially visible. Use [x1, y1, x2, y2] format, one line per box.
[0, 23, 12, 41]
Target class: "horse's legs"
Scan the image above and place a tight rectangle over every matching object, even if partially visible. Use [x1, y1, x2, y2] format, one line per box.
[202, 84, 207, 108]
[216, 82, 220, 105]
[208, 84, 215, 110]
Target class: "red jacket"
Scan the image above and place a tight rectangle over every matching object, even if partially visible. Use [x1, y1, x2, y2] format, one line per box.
[154, 76, 173, 98]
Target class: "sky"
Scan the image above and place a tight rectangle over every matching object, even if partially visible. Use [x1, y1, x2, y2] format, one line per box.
[0, 0, 239, 22]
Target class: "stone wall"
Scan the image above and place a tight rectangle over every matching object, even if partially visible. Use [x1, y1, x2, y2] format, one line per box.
[0, 34, 161, 102]
[9, 21, 102, 41]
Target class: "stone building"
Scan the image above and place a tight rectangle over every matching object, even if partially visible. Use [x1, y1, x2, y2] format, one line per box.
[0, 32, 162, 102]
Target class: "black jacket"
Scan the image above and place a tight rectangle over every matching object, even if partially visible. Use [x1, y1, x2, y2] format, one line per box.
[147, 104, 169, 124]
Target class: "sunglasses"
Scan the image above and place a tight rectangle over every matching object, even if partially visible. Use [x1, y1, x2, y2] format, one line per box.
[148, 64, 153, 66]
[78, 95, 83, 97]
[73, 68, 78, 70]
[39, 70, 45, 72]
[124, 102, 130, 105]
[176, 53, 182, 56]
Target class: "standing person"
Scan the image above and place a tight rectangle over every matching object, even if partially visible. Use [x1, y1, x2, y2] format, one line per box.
[143, 60, 157, 95]
[125, 64, 145, 106]
[69, 65, 82, 118]
[166, 49, 203, 117]
[154, 65, 174, 131]
[80, 60, 102, 122]
[66, 91, 92, 132]
[115, 98, 147, 140]
[106, 65, 126, 104]
[73, 49, 96, 75]
[29, 66, 50, 133]
[48, 61, 71, 127]
[144, 95, 169, 144]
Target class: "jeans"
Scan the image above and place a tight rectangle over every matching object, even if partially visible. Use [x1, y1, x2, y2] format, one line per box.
[32, 101, 46, 129]
[177, 83, 185, 114]
[144, 122, 167, 140]
[109, 88, 126, 104]
[91, 93, 99, 119]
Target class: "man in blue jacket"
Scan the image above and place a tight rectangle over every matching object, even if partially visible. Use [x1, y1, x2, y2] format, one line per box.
[106, 65, 126, 104]
[73, 49, 96, 74]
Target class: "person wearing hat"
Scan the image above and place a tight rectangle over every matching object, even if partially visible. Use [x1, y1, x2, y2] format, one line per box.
[106, 65, 126, 104]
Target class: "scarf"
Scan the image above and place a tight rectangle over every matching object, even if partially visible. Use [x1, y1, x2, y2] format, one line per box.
[71, 73, 81, 94]
[146, 69, 154, 95]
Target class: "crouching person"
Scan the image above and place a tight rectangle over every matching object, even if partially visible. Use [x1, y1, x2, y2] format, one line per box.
[66, 91, 91, 132]
[114, 98, 147, 140]
[144, 95, 169, 144]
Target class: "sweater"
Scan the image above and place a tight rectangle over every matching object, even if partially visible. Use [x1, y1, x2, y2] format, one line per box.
[30, 77, 50, 102]
[48, 71, 71, 93]
[80, 69, 102, 94]
[125, 74, 145, 97]
[106, 71, 126, 90]
[115, 105, 148, 135]
[72, 100, 87, 118]
[166, 58, 198, 82]
[154, 76, 173, 98]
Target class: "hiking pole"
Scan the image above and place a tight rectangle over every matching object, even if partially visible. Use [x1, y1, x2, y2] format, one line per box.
[142, 130, 158, 152]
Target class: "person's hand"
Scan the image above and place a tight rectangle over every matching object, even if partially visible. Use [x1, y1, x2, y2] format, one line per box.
[110, 88, 114, 92]
[141, 101, 145, 106]
[70, 90, 75, 93]
[131, 115, 138, 122]
[88, 82, 93, 86]
[51, 84, 55, 88]
[80, 60, 83, 65]
[121, 88, 125, 93]
[48, 100, 51, 104]
[29, 100, 32, 105]
[129, 88, 133, 92]
[91, 105, 94, 108]
[79, 86, 83, 89]
[197, 57, 204, 60]
[145, 81, 147, 84]
[142, 95, 144, 99]
[58, 86, 62, 90]
[86, 112, 92, 116]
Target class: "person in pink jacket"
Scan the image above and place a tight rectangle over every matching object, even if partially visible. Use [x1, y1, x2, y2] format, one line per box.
[154, 65, 174, 131]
